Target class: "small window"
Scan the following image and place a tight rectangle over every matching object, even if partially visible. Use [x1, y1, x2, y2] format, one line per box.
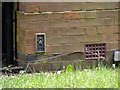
[36, 33, 45, 53]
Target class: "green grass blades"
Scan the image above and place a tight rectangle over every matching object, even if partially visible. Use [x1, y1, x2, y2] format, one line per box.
[0, 66, 118, 88]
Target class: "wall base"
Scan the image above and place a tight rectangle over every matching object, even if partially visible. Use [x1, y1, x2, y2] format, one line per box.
[17, 50, 116, 72]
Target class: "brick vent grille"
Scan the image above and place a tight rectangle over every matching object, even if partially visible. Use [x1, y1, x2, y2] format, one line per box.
[84, 43, 106, 60]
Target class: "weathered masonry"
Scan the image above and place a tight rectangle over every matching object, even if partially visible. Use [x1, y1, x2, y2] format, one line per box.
[16, 2, 119, 71]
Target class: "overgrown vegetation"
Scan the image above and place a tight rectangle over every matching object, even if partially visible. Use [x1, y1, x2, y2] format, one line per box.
[0, 65, 118, 88]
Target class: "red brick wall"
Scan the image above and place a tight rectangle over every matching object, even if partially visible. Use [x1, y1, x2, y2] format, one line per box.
[17, 2, 119, 55]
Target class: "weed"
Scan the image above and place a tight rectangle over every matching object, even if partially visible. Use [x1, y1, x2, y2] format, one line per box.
[66, 64, 73, 73]
[3, 65, 12, 75]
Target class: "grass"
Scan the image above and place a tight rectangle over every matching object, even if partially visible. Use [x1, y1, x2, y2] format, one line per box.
[0, 65, 118, 88]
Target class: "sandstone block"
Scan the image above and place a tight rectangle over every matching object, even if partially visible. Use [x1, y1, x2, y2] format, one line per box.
[65, 20, 80, 28]
[26, 21, 49, 30]
[104, 2, 118, 10]
[49, 13, 62, 20]
[61, 27, 85, 36]
[25, 13, 49, 22]
[104, 18, 115, 26]
[69, 2, 83, 11]
[82, 2, 105, 10]
[63, 12, 84, 20]
[102, 35, 119, 42]
[26, 38, 35, 46]
[84, 35, 102, 43]
[38, 2, 70, 12]
[97, 10, 118, 18]
[49, 20, 67, 29]
[106, 42, 118, 50]
[46, 37, 67, 45]
[25, 46, 35, 54]
[85, 27, 97, 35]
[97, 26, 118, 35]
[84, 11, 96, 19]
[50, 62, 62, 70]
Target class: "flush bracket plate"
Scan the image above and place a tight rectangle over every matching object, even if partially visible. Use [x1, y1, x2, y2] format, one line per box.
[84, 43, 106, 60]
[36, 33, 46, 53]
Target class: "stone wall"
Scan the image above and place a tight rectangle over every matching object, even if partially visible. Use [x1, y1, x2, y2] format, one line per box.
[17, 2, 119, 71]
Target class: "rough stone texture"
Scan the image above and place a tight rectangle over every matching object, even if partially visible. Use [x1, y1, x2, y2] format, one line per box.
[97, 10, 118, 18]
[61, 53, 84, 61]
[25, 21, 49, 30]
[50, 62, 63, 70]
[28, 61, 50, 72]
[25, 13, 49, 22]
[25, 46, 35, 54]
[104, 18, 115, 26]
[106, 42, 118, 50]
[61, 27, 85, 36]
[63, 12, 85, 19]
[97, 26, 118, 35]
[106, 51, 115, 66]
[49, 13, 62, 20]
[84, 35, 102, 43]
[85, 27, 97, 35]
[17, 2, 119, 71]
[84, 11, 96, 19]
[17, 50, 117, 72]
[102, 35, 119, 42]
[26, 38, 35, 46]
[27, 60, 96, 72]
[46, 44, 84, 53]
[24, 60, 96, 72]
[19, 2, 118, 13]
